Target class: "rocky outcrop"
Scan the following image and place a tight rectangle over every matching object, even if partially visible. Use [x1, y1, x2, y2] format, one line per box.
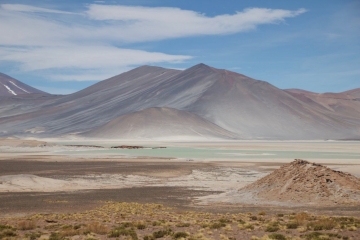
[239, 159, 360, 206]
[111, 145, 144, 149]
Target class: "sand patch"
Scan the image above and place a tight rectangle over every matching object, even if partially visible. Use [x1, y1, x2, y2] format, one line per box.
[0, 167, 266, 196]
[0, 174, 155, 192]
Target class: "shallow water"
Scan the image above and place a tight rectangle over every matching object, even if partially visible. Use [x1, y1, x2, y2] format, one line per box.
[58, 146, 360, 160]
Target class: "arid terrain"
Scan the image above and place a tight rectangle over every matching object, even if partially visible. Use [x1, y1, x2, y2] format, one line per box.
[0, 1, 359, 239]
[0, 138, 359, 239]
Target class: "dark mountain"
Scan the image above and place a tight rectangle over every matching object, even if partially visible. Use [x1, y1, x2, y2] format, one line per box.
[0, 64, 359, 140]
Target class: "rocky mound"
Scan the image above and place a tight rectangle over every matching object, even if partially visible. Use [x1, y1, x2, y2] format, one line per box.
[239, 159, 360, 206]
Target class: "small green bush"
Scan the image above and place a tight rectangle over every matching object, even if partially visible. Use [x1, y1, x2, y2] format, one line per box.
[108, 228, 138, 240]
[0, 229, 17, 237]
[245, 224, 254, 230]
[176, 222, 190, 227]
[237, 219, 245, 224]
[0, 224, 14, 231]
[120, 222, 133, 228]
[219, 218, 232, 223]
[25, 232, 42, 240]
[144, 235, 155, 240]
[268, 233, 286, 240]
[173, 231, 189, 239]
[49, 232, 63, 240]
[266, 225, 279, 232]
[136, 223, 146, 230]
[153, 229, 171, 238]
[302, 231, 323, 240]
[250, 216, 258, 221]
[286, 222, 299, 229]
[74, 224, 82, 230]
[209, 222, 226, 229]
[152, 221, 162, 226]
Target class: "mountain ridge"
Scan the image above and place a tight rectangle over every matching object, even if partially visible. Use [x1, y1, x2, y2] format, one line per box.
[0, 64, 359, 140]
[0, 72, 48, 97]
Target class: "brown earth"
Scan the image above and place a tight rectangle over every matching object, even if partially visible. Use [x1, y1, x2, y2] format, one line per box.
[239, 159, 360, 206]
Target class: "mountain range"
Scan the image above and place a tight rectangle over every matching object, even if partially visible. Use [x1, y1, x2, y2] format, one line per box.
[0, 72, 47, 96]
[0, 63, 359, 140]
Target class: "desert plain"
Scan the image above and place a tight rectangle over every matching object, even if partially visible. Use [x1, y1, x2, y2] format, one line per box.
[0, 138, 359, 240]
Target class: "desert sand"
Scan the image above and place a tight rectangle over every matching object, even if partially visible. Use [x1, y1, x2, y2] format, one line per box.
[0, 138, 359, 216]
[0, 138, 359, 240]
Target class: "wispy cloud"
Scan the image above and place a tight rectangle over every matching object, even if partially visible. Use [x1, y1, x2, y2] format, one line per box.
[0, 3, 306, 81]
[86, 5, 306, 42]
[1, 4, 74, 14]
[0, 46, 190, 71]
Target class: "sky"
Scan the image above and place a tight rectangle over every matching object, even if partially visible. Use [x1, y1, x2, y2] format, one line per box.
[0, 0, 359, 94]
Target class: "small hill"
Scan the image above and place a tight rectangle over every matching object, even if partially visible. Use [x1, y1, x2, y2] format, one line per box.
[0, 72, 47, 96]
[239, 159, 360, 206]
[0, 138, 52, 147]
[83, 107, 238, 140]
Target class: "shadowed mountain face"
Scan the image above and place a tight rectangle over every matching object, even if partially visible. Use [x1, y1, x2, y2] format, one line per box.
[0, 64, 359, 140]
[0, 73, 47, 97]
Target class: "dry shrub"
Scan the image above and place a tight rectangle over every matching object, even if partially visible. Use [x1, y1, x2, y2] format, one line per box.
[286, 221, 299, 229]
[174, 231, 189, 239]
[348, 226, 357, 231]
[307, 218, 337, 231]
[268, 233, 286, 240]
[60, 228, 79, 237]
[18, 220, 36, 230]
[265, 222, 279, 232]
[136, 222, 146, 230]
[176, 222, 190, 227]
[293, 212, 310, 225]
[85, 222, 109, 235]
[258, 211, 266, 216]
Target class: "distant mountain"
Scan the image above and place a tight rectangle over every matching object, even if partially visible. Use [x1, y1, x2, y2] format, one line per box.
[0, 64, 359, 140]
[343, 88, 360, 98]
[0, 73, 47, 97]
[285, 88, 360, 126]
[84, 107, 238, 140]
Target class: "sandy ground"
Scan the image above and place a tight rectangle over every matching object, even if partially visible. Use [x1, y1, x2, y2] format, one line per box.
[0, 138, 359, 217]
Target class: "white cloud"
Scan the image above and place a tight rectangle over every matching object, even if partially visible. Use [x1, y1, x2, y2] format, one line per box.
[0, 3, 306, 81]
[49, 73, 120, 82]
[86, 5, 306, 41]
[1, 4, 73, 14]
[0, 45, 191, 71]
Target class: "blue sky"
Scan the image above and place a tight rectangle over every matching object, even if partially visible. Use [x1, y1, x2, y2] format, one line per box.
[0, 0, 359, 94]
